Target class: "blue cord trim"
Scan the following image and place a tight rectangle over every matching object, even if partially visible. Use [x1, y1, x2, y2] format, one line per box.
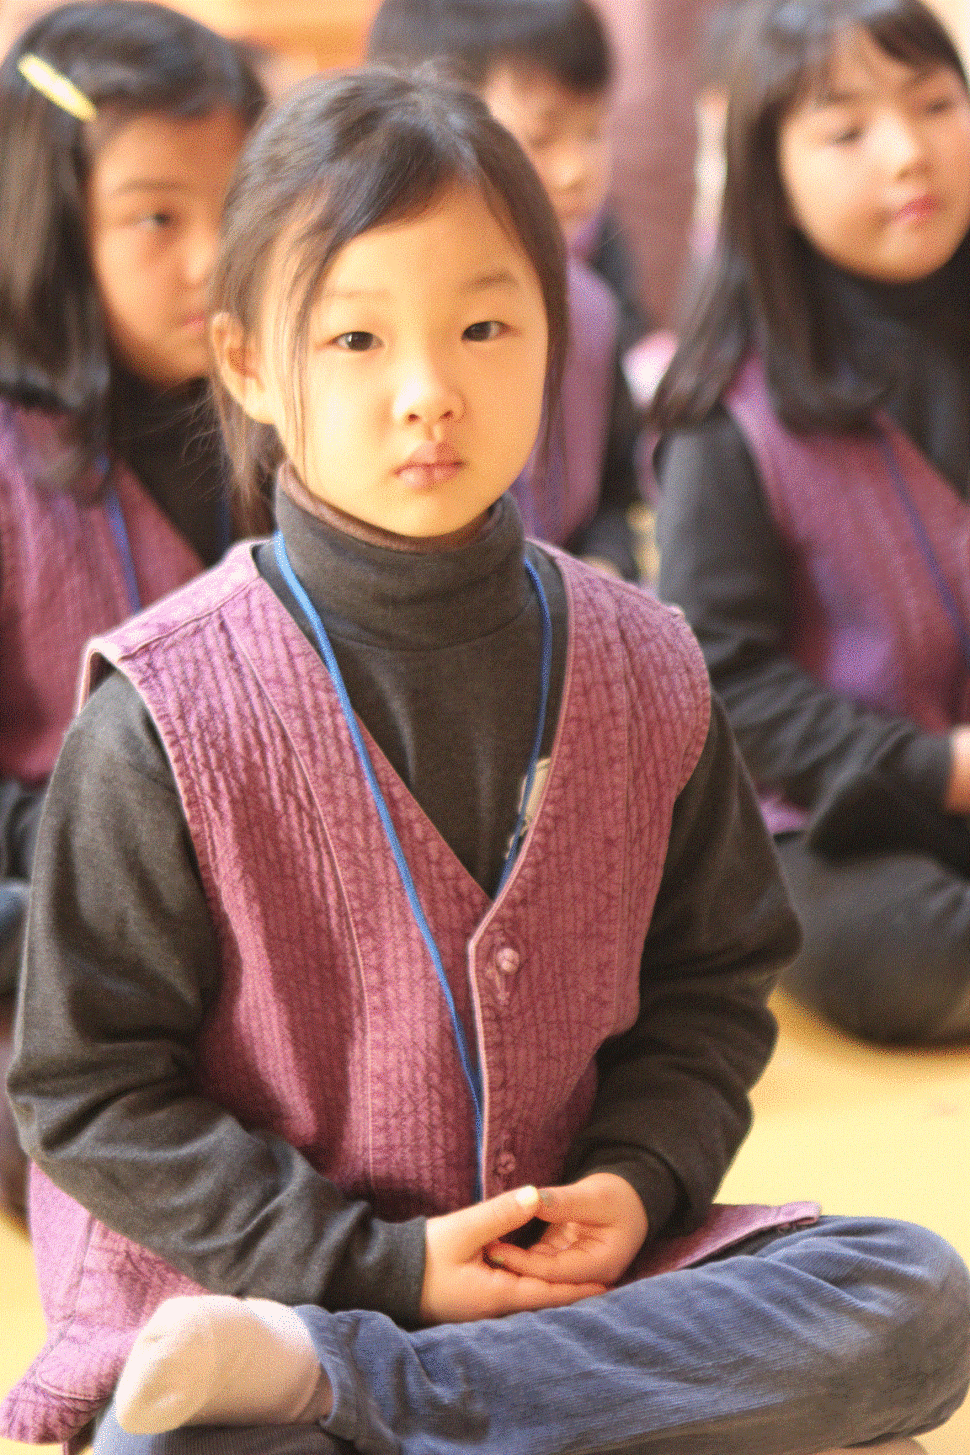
[273, 532, 552, 1196]
[104, 486, 142, 614]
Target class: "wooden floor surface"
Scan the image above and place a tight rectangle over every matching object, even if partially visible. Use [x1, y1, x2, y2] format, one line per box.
[1, 991, 967, 1454]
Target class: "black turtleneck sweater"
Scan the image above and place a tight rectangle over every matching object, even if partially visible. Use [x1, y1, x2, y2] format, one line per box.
[656, 237, 970, 819]
[109, 368, 233, 570]
[12, 490, 795, 1325]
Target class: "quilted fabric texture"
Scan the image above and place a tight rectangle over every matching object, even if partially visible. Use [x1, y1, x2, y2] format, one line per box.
[0, 401, 203, 784]
[3, 543, 712, 1443]
[725, 354, 970, 834]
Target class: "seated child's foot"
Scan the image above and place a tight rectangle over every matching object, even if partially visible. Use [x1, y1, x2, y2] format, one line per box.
[114, 1295, 332, 1434]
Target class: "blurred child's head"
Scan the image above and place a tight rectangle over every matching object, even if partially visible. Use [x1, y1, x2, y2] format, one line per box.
[210, 67, 569, 539]
[368, 0, 612, 245]
[0, 1, 263, 429]
[725, 0, 970, 288]
[653, 0, 970, 433]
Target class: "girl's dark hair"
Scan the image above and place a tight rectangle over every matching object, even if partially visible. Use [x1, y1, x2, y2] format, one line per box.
[211, 65, 569, 521]
[368, 0, 611, 94]
[0, 0, 264, 496]
[651, 0, 969, 435]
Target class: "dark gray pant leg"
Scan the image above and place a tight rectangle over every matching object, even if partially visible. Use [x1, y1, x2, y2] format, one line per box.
[775, 838, 970, 1044]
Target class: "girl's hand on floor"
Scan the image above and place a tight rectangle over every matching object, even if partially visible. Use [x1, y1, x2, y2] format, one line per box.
[484, 1172, 648, 1288]
[420, 1185, 607, 1324]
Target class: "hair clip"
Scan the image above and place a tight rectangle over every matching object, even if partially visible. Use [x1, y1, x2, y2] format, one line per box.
[17, 53, 96, 121]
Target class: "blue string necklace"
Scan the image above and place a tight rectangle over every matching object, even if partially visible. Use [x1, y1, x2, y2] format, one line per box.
[104, 486, 142, 614]
[273, 529, 553, 1197]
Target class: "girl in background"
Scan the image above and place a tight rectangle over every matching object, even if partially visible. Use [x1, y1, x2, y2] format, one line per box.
[655, 0, 970, 1046]
[0, 0, 263, 1221]
[4, 68, 968, 1455]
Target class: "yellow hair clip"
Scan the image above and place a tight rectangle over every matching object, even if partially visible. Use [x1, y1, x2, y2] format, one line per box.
[17, 53, 96, 122]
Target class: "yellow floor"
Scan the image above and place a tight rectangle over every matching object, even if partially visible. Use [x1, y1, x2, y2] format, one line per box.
[0, 991, 967, 1455]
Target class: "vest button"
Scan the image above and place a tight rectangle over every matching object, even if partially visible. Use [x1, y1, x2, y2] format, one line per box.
[495, 1150, 517, 1178]
[494, 947, 520, 976]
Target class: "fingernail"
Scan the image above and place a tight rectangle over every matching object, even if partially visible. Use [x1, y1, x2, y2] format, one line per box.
[537, 1189, 554, 1208]
[488, 1249, 505, 1267]
[513, 1185, 539, 1209]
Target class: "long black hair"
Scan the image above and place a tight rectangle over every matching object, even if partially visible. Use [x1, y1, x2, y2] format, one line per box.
[0, 0, 264, 496]
[211, 65, 569, 525]
[650, 0, 969, 435]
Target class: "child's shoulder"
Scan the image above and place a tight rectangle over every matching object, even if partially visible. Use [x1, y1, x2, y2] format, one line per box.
[97, 542, 263, 659]
[542, 545, 708, 677]
[80, 541, 267, 707]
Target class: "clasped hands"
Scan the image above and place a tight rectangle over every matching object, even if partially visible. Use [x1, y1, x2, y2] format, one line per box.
[420, 1171, 648, 1324]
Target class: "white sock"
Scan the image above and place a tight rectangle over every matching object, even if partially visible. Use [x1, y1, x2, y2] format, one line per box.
[114, 1295, 332, 1435]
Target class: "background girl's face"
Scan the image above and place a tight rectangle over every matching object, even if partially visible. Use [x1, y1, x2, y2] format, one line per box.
[87, 107, 247, 387]
[480, 64, 610, 242]
[224, 183, 549, 540]
[777, 27, 970, 283]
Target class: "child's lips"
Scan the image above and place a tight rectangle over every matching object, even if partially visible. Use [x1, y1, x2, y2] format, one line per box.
[894, 193, 939, 224]
[396, 446, 463, 488]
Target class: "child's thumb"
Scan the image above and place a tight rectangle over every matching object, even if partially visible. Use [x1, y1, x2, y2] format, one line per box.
[472, 1185, 542, 1244]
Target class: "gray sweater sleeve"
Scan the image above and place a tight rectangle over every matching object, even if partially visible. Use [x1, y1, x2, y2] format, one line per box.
[9, 672, 427, 1324]
[564, 695, 799, 1235]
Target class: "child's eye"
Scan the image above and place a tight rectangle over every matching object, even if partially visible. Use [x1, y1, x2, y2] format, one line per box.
[830, 126, 863, 146]
[333, 331, 379, 351]
[137, 211, 174, 230]
[463, 320, 505, 342]
[925, 95, 955, 115]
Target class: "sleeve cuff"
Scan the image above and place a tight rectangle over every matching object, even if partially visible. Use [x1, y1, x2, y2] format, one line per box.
[575, 1152, 682, 1242]
[324, 1214, 428, 1327]
[892, 732, 953, 806]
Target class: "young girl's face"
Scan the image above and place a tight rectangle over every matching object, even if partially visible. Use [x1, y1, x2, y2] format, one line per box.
[87, 107, 248, 388]
[221, 183, 549, 540]
[480, 64, 610, 243]
[777, 26, 970, 284]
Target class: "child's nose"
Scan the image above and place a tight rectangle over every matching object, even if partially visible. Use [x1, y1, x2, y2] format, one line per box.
[393, 355, 463, 426]
[184, 217, 221, 287]
[882, 113, 928, 174]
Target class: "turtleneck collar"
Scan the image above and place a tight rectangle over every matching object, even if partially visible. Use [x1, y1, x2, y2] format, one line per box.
[110, 365, 213, 440]
[809, 230, 970, 348]
[108, 365, 231, 566]
[804, 231, 970, 496]
[274, 479, 533, 652]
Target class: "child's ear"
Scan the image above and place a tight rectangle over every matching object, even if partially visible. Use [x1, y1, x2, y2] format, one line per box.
[210, 313, 276, 424]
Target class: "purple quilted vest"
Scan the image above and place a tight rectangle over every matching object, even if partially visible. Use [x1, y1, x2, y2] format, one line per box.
[513, 257, 618, 545]
[2, 542, 710, 1444]
[725, 355, 970, 833]
[0, 401, 204, 783]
